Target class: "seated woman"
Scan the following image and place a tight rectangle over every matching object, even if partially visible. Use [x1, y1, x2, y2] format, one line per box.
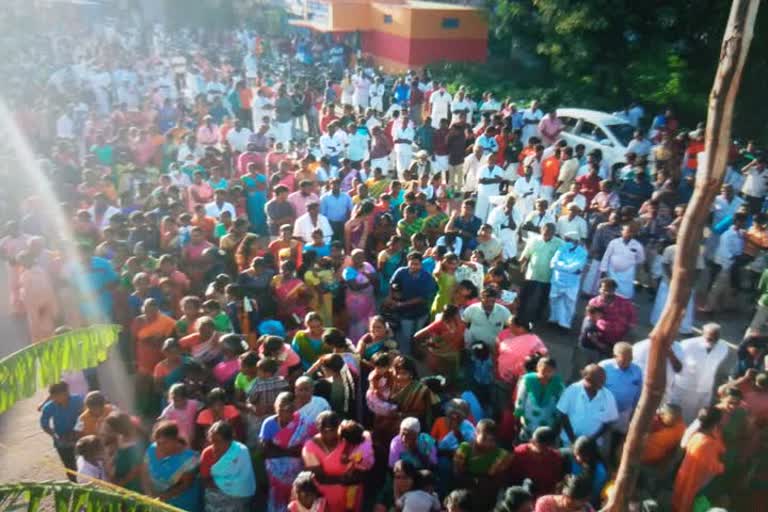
[259, 392, 315, 512]
[302, 412, 374, 512]
[453, 419, 512, 510]
[430, 399, 476, 497]
[534, 473, 595, 512]
[143, 421, 201, 512]
[200, 420, 256, 512]
[388, 417, 437, 470]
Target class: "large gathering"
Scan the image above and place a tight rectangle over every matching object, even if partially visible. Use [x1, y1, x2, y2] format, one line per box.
[3, 2, 768, 512]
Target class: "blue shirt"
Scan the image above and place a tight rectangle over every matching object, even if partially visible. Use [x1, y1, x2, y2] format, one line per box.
[320, 192, 353, 223]
[303, 243, 331, 258]
[599, 359, 643, 412]
[390, 267, 437, 318]
[40, 395, 84, 446]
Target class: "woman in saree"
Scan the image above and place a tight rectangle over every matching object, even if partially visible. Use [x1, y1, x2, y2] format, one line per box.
[237, 256, 276, 319]
[513, 357, 564, 442]
[131, 298, 177, 416]
[391, 356, 440, 429]
[454, 419, 512, 511]
[200, 421, 256, 512]
[414, 304, 465, 385]
[430, 399, 476, 497]
[312, 353, 357, 419]
[355, 316, 398, 364]
[673, 407, 726, 512]
[271, 260, 311, 327]
[376, 235, 404, 297]
[259, 392, 315, 512]
[182, 227, 214, 286]
[534, 474, 595, 512]
[188, 170, 214, 211]
[302, 412, 374, 512]
[104, 412, 145, 493]
[422, 199, 449, 245]
[143, 421, 201, 511]
[153, 338, 191, 406]
[292, 312, 332, 371]
[388, 416, 438, 470]
[343, 249, 377, 341]
[344, 201, 373, 255]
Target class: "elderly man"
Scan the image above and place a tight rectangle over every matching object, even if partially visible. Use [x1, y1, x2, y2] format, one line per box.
[487, 195, 524, 261]
[671, 323, 733, 422]
[556, 203, 588, 243]
[293, 202, 333, 244]
[518, 223, 563, 326]
[548, 231, 588, 329]
[556, 364, 619, 446]
[600, 223, 645, 299]
[599, 342, 643, 437]
[633, 338, 683, 400]
[475, 152, 506, 222]
[588, 278, 637, 349]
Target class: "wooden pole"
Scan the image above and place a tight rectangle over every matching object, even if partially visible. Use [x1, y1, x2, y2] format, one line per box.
[602, 0, 760, 509]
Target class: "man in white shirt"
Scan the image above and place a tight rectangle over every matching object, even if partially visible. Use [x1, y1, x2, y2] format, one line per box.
[204, 189, 236, 219]
[650, 241, 704, 335]
[369, 77, 385, 113]
[670, 324, 733, 422]
[353, 72, 371, 110]
[632, 338, 683, 400]
[393, 113, 416, 180]
[461, 287, 511, 348]
[521, 100, 544, 143]
[226, 120, 253, 153]
[600, 224, 645, 299]
[56, 109, 75, 140]
[461, 145, 486, 195]
[319, 122, 347, 167]
[429, 84, 452, 129]
[626, 130, 652, 158]
[556, 364, 619, 446]
[514, 162, 541, 219]
[475, 153, 506, 222]
[176, 135, 205, 163]
[556, 204, 588, 242]
[251, 89, 274, 129]
[450, 89, 471, 121]
[293, 202, 333, 243]
[741, 156, 768, 215]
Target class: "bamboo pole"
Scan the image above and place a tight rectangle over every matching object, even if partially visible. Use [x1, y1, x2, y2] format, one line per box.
[602, 1, 761, 509]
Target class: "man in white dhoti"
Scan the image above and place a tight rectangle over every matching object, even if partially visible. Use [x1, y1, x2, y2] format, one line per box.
[352, 71, 371, 111]
[488, 195, 523, 261]
[632, 338, 683, 401]
[513, 162, 541, 219]
[650, 241, 704, 335]
[475, 153, 506, 222]
[670, 323, 733, 423]
[521, 199, 555, 245]
[600, 224, 645, 299]
[393, 113, 416, 180]
[521, 99, 543, 144]
[548, 231, 588, 329]
[369, 76, 385, 113]
[582, 212, 622, 296]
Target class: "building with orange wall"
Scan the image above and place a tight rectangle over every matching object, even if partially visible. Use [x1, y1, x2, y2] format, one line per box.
[287, 0, 487, 71]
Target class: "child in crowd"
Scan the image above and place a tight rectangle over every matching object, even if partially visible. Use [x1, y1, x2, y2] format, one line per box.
[75, 435, 106, 483]
[75, 391, 114, 437]
[158, 383, 201, 444]
[288, 471, 327, 512]
[366, 352, 398, 416]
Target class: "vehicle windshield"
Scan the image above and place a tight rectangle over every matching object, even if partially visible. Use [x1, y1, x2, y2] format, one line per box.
[606, 122, 635, 147]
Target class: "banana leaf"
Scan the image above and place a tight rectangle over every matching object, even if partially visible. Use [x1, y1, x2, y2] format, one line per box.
[0, 325, 121, 414]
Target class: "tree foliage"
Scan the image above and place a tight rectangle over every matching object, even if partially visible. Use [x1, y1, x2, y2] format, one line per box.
[480, 0, 767, 137]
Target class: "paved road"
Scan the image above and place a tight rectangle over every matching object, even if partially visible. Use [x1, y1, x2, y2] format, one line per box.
[0, 266, 752, 483]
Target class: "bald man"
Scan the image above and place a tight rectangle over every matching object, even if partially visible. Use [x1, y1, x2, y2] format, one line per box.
[556, 364, 619, 446]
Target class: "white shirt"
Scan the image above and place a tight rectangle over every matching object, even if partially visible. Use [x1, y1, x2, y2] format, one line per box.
[177, 143, 205, 163]
[633, 338, 683, 397]
[451, 97, 471, 114]
[742, 166, 768, 198]
[226, 127, 253, 153]
[462, 153, 485, 192]
[251, 95, 274, 122]
[711, 194, 745, 226]
[293, 212, 333, 243]
[56, 114, 74, 139]
[477, 165, 505, 196]
[87, 205, 122, 229]
[369, 82, 385, 101]
[394, 123, 415, 146]
[556, 381, 619, 444]
[673, 337, 730, 394]
[461, 302, 511, 348]
[556, 215, 588, 241]
[600, 238, 645, 272]
[204, 201, 236, 219]
[429, 90, 453, 124]
[320, 131, 347, 158]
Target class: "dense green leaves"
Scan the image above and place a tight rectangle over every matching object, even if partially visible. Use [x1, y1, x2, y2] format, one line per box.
[0, 325, 120, 414]
[459, 0, 767, 137]
[0, 482, 182, 512]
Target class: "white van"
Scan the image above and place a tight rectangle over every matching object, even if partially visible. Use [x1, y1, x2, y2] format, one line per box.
[556, 108, 636, 171]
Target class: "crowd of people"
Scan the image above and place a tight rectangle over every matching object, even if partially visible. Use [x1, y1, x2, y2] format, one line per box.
[4, 9, 768, 512]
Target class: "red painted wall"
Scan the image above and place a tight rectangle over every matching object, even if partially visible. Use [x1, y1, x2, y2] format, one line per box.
[361, 30, 486, 67]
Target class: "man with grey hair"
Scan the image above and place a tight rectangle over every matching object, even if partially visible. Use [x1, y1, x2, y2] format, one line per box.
[599, 342, 643, 460]
[671, 323, 733, 422]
